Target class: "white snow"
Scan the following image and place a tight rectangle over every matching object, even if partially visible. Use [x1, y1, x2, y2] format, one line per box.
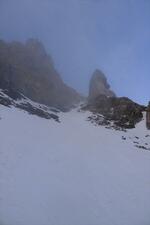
[0, 105, 150, 225]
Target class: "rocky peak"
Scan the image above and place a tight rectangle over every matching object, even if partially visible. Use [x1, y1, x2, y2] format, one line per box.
[89, 69, 116, 100]
[85, 70, 146, 129]
[26, 39, 45, 52]
[0, 39, 81, 110]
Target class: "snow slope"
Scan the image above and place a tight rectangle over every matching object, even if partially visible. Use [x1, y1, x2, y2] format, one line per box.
[0, 105, 150, 225]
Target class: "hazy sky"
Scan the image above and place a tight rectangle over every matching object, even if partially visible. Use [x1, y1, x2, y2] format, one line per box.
[0, 0, 150, 104]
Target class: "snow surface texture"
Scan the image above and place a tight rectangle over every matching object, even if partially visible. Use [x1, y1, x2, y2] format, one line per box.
[0, 89, 60, 121]
[0, 105, 150, 225]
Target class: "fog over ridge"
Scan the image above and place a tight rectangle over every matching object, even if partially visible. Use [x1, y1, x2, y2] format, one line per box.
[0, 0, 150, 104]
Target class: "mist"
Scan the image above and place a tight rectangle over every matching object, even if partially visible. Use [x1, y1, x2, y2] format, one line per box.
[0, 0, 150, 104]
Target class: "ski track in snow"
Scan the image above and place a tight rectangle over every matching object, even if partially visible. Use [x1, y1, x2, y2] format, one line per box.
[0, 105, 150, 225]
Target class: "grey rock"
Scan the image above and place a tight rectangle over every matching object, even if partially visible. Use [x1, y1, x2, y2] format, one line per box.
[84, 95, 146, 129]
[146, 101, 150, 129]
[0, 39, 81, 110]
[86, 70, 146, 129]
[89, 69, 116, 100]
[0, 89, 60, 122]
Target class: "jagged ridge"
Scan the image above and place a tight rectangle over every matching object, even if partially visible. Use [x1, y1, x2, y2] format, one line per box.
[0, 89, 60, 122]
[0, 39, 81, 110]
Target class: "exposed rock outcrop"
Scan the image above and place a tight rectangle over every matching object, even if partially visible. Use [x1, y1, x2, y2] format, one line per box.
[85, 71, 146, 129]
[0, 89, 60, 121]
[89, 69, 116, 100]
[146, 101, 150, 129]
[0, 39, 81, 110]
[84, 95, 145, 129]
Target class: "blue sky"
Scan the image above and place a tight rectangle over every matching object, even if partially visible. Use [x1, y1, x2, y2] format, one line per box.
[0, 0, 150, 104]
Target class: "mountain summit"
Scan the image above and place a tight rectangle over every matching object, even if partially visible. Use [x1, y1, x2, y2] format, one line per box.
[89, 69, 116, 100]
[0, 39, 81, 110]
[86, 69, 146, 129]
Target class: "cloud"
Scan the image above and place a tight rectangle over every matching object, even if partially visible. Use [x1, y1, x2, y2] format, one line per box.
[0, 0, 150, 103]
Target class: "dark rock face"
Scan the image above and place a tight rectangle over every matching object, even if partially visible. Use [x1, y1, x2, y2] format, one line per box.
[86, 71, 146, 129]
[89, 69, 116, 100]
[84, 95, 145, 129]
[0, 39, 81, 110]
[0, 89, 60, 122]
[146, 102, 150, 129]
